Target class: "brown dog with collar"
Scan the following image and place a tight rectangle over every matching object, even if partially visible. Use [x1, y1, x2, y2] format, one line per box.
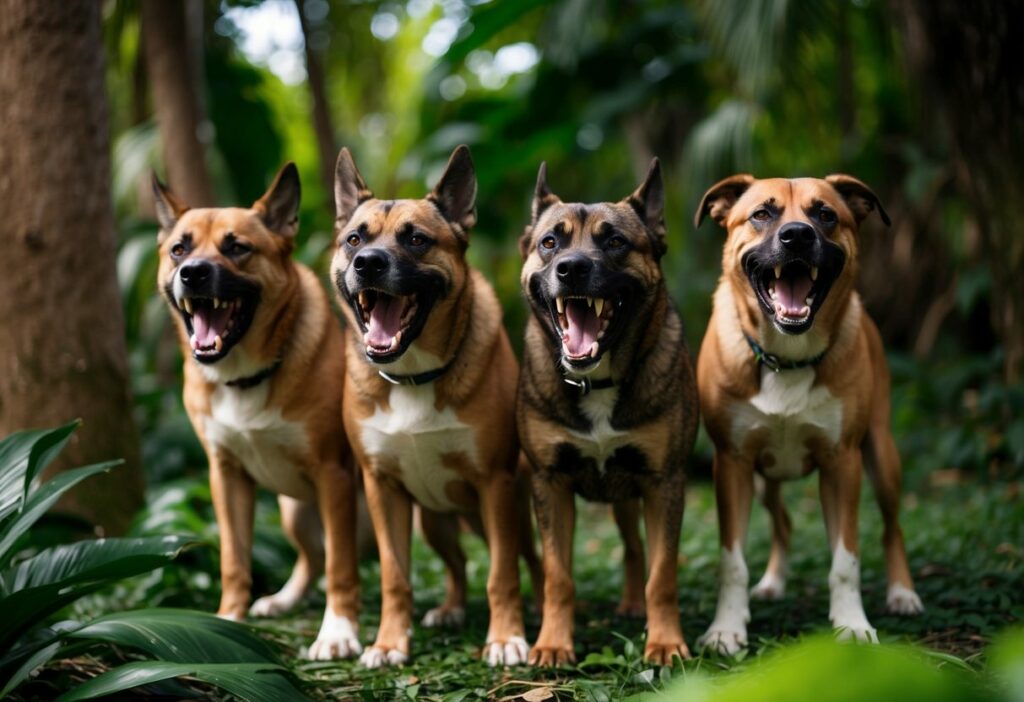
[518, 161, 699, 665]
[152, 165, 362, 659]
[331, 145, 537, 668]
[694, 174, 923, 654]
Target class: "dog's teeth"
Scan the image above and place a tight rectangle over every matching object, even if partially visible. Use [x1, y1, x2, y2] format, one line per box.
[183, 298, 193, 315]
[214, 298, 221, 309]
[805, 296, 814, 305]
[394, 330, 403, 348]
[213, 335, 223, 352]
[594, 298, 604, 317]
[189, 334, 198, 350]
[586, 296, 593, 308]
[774, 265, 782, 279]
[556, 296, 565, 314]
[811, 266, 819, 281]
[600, 319, 609, 331]
[589, 341, 599, 358]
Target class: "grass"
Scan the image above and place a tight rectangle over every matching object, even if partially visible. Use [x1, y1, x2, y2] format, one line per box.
[239, 476, 1022, 700]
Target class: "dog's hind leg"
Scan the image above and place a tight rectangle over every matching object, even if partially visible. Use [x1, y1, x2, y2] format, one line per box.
[611, 499, 646, 617]
[250, 495, 323, 617]
[750, 478, 790, 601]
[419, 508, 468, 628]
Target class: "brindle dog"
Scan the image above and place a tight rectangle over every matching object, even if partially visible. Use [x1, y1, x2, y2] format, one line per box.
[517, 160, 699, 665]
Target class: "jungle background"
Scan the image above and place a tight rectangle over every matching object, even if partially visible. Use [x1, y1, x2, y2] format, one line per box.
[0, 0, 1021, 700]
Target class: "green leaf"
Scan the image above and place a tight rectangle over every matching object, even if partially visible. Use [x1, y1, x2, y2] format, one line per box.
[68, 608, 282, 664]
[0, 638, 60, 698]
[0, 421, 79, 524]
[0, 461, 120, 568]
[0, 535, 197, 651]
[54, 661, 309, 702]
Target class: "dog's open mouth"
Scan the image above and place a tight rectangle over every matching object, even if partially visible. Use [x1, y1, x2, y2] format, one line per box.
[748, 257, 839, 334]
[177, 294, 256, 362]
[354, 289, 427, 361]
[552, 295, 617, 366]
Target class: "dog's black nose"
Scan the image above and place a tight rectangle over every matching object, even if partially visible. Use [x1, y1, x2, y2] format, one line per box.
[179, 260, 214, 287]
[555, 254, 593, 286]
[778, 222, 816, 251]
[352, 249, 390, 278]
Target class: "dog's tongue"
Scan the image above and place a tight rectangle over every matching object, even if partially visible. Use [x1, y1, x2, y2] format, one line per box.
[564, 300, 599, 356]
[366, 295, 404, 347]
[775, 273, 814, 316]
[192, 305, 232, 347]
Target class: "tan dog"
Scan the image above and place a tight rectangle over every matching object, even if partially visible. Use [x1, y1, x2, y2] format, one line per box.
[331, 145, 537, 668]
[153, 165, 362, 660]
[517, 161, 699, 665]
[693, 174, 923, 654]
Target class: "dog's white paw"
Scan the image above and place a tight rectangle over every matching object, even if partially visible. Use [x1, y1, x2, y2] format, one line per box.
[750, 572, 786, 601]
[305, 609, 361, 660]
[250, 593, 299, 618]
[834, 623, 879, 644]
[484, 636, 529, 667]
[886, 584, 924, 615]
[360, 645, 408, 668]
[215, 612, 243, 623]
[421, 605, 465, 628]
[697, 626, 748, 656]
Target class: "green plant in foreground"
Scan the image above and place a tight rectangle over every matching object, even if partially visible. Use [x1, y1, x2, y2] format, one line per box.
[0, 421, 308, 701]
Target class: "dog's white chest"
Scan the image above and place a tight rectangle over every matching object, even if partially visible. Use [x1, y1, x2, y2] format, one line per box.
[360, 384, 475, 512]
[204, 385, 315, 501]
[568, 388, 628, 467]
[729, 368, 843, 480]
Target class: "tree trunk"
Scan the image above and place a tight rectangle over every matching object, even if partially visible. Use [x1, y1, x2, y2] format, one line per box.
[896, 0, 1024, 382]
[295, 0, 339, 212]
[0, 0, 144, 535]
[141, 0, 216, 206]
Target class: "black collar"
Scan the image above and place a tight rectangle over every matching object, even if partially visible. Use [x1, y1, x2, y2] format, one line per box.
[745, 334, 827, 373]
[378, 359, 455, 386]
[563, 374, 616, 396]
[224, 358, 283, 389]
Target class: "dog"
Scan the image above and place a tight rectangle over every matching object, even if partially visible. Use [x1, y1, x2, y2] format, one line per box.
[152, 164, 362, 660]
[330, 145, 539, 668]
[693, 174, 924, 654]
[517, 160, 699, 665]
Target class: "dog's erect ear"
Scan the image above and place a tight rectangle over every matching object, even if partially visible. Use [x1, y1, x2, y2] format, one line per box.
[254, 162, 301, 237]
[695, 174, 755, 229]
[151, 173, 189, 241]
[334, 147, 373, 228]
[428, 144, 477, 237]
[531, 162, 561, 224]
[825, 174, 891, 226]
[625, 158, 667, 257]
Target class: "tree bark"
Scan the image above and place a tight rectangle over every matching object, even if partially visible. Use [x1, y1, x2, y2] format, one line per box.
[295, 0, 339, 212]
[0, 0, 144, 535]
[141, 0, 216, 206]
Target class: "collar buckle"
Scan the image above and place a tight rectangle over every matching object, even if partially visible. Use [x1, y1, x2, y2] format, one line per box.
[563, 376, 593, 395]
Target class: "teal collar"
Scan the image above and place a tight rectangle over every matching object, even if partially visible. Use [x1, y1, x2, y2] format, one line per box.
[745, 334, 826, 373]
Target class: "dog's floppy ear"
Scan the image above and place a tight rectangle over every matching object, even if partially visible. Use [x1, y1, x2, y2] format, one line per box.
[428, 144, 477, 238]
[151, 173, 189, 242]
[254, 162, 301, 238]
[334, 147, 373, 228]
[531, 162, 560, 224]
[625, 157, 667, 257]
[695, 174, 755, 229]
[825, 174, 891, 226]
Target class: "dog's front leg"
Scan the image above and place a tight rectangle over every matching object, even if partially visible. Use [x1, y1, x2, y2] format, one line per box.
[209, 450, 255, 621]
[528, 471, 576, 667]
[820, 446, 877, 643]
[612, 499, 646, 617]
[698, 451, 754, 656]
[360, 467, 413, 668]
[479, 470, 528, 666]
[641, 471, 689, 664]
[308, 460, 362, 660]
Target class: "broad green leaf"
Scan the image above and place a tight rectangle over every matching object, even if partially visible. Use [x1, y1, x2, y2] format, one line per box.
[0, 638, 60, 698]
[0, 535, 196, 651]
[0, 421, 79, 523]
[68, 608, 282, 664]
[55, 661, 308, 702]
[0, 461, 120, 567]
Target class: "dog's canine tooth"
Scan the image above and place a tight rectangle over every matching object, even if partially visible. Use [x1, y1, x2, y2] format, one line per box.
[394, 330, 403, 348]
[213, 298, 219, 309]
[811, 266, 819, 281]
[589, 341, 599, 358]
[555, 296, 565, 314]
[774, 265, 782, 279]
[586, 296, 593, 308]
[213, 334, 223, 352]
[183, 298, 193, 315]
[594, 298, 604, 317]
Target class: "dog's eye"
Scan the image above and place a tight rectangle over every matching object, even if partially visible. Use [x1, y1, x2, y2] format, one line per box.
[170, 242, 187, 257]
[226, 241, 251, 256]
[606, 235, 628, 250]
[540, 235, 557, 250]
[819, 207, 837, 224]
[409, 233, 428, 247]
[346, 233, 361, 247]
[751, 209, 772, 223]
